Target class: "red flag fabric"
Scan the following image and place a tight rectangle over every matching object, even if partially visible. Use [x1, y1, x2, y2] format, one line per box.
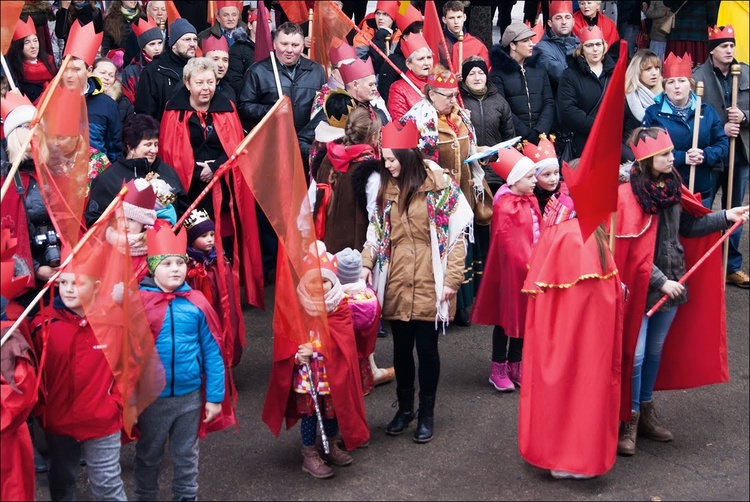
[310, 1, 356, 70]
[279, 1, 310, 24]
[0, 1, 25, 54]
[163, 1, 182, 21]
[254, 0, 273, 63]
[423, 0, 452, 72]
[562, 40, 628, 242]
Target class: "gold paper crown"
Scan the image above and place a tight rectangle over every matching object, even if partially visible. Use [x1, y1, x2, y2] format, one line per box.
[144, 172, 177, 206]
[323, 90, 356, 129]
[183, 209, 211, 230]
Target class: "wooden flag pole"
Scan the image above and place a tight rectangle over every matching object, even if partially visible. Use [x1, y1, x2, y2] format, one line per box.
[457, 33, 464, 71]
[1, 54, 18, 91]
[722, 64, 742, 280]
[609, 212, 617, 253]
[307, 8, 314, 57]
[688, 81, 704, 193]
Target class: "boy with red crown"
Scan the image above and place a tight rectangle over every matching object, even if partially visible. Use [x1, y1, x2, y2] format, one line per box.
[136, 226, 232, 500]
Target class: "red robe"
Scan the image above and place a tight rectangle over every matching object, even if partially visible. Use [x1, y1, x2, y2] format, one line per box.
[261, 297, 370, 451]
[611, 184, 728, 422]
[471, 189, 541, 336]
[159, 104, 264, 310]
[518, 219, 623, 476]
[448, 33, 490, 73]
[573, 10, 620, 49]
[0, 172, 38, 296]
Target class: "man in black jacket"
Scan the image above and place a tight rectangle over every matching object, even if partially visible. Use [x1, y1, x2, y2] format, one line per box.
[134, 18, 197, 120]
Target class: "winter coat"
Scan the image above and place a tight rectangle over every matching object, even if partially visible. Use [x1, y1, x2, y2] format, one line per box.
[557, 53, 617, 158]
[444, 30, 490, 72]
[54, 4, 103, 44]
[134, 49, 189, 120]
[387, 70, 428, 122]
[533, 29, 580, 87]
[643, 94, 728, 198]
[645, 1, 671, 42]
[572, 10, 619, 48]
[197, 19, 249, 47]
[354, 17, 401, 74]
[489, 47, 555, 144]
[459, 81, 516, 147]
[32, 299, 122, 442]
[101, 7, 141, 60]
[377, 43, 407, 104]
[662, 1, 719, 42]
[237, 55, 326, 133]
[85, 77, 122, 161]
[693, 59, 750, 165]
[225, 26, 255, 96]
[85, 156, 187, 226]
[139, 280, 225, 403]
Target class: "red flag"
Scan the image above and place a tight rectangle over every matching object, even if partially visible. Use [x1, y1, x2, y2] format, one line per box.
[163, 1, 182, 22]
[562, 40, 628, 242]
[279, 1, 309, 24]
[254, 0, 273, 62]
[423, 0, 452, 72]
[310, 1, 356, 69]
[0, 1, 24, 54]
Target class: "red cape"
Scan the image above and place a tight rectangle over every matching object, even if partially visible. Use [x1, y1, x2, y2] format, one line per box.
[159, 105, 265, 309]
[261, 298, 370, 450]
[519, 219, 623, 476]
[140, 286, 238, 438]
[0, 172, 38, 296]
[573, 10, 620, 48]
[471, 191, 541, 336]
[611, 184, 728, 422]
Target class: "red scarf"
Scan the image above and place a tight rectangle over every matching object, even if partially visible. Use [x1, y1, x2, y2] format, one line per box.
[23, 58, 54, 84]
[325, 143, 376, 173]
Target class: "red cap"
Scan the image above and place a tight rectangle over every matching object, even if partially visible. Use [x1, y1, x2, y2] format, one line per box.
[63, 21, 103, 67]
[631, 129, 674, 162]
[401, 33, 430, 59]
[215, 1, 241, 12]
[12, 17, 36, 42]
[44, 87, 82, 136]
[376, 1, 400, 20]
[548, 1, 574, 18]
[247, 9, 258, 23]
[708, 24, 735, 43]
[201, 34, 229, 53]
[663, 52, 692, 79]
[329, 37, 357, 66]
[1, 92, 33, 123]
[578, 25, 604, 44]
[146, 225, 188, 257]
[522, 135, 558, 173]
[395, 3, 422, 33]
[488, 147, 535, 186]
[339, 58, 375, 85]
[427, 71, 458, 90]
[381, 120, 419, 150]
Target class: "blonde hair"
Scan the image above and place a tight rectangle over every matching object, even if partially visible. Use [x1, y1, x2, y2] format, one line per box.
[183, 57, 218, 82]
[625, 49, 663, 94]
[573, 39, 608, 59]
[343, 107, 381, 147]
[6, 126, 32, 164]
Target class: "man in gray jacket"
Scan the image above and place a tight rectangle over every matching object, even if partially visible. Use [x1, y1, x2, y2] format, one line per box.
[693, 24, 750, 288]
[533, 0, 579, 94]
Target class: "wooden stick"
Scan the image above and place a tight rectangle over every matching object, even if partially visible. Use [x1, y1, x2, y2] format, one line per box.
[1, 185, 128, 347]
[688, 81, 704, 193]
[1, 54, 17, 91]
[647, 219, 743, 317]
[457, 33, 464, 71]
[307, 8, 314, 58]
[385, 35, 391, 55]
[722, 64, 742, 280]
[1, 54, 73, 202]
[609, 212, 616, 253]
[269, 51, 284, 99]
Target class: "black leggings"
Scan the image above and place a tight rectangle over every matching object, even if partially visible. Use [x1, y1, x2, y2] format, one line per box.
[390, 320, 440, 396]
[492, 325, 523, 363]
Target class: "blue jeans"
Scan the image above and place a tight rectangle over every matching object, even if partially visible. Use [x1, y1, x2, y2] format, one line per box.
[714, 157, 749, 273]
[631, 308, 678, 412]
[46, 431, 126, 501]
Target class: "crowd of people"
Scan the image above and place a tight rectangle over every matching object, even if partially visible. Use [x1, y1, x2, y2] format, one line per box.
[1, 0, 749, 499]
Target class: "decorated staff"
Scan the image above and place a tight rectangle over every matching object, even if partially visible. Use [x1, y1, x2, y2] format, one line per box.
[689, 81, 704, 192]
[722, 63, 743, 276]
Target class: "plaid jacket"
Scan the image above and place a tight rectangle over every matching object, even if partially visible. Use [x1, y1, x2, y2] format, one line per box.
[663, 1, 719, 42]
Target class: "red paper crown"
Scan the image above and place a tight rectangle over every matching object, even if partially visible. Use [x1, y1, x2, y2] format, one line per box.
[13, 17, 36, 42]
[1, 92, 34, 123]
[302, 241, 338, 279]
[708, 24, 735, 42]
[60, 239, 104, 278]
[0, 259, 29, 300]
[631, 129, 674, 161]
[339, 58, 375, 85]
[663, 52, 692, 79]
[549, 1, 574, 17]
[123, 179, 157, 210]
[146, 226, 188, 257]
[44, 87, 82, 136]
[215, 1, 241, 12]
[376, 1, 400, 20]
[63, 21, 103, 67]
[132, 16, 159, 38]
[401, 33, 430, 59]
[381, 120, 420, 150]
[521, 135, 558, 171]
[329, 37, 357, 65]
[427, 72, 458, 89]
[395, 4, 422, 32]
[578, 25, 604, 44]
[488, 147, 535, 186]
[247, 9, 258, 23]
[201, 34, 229, 53]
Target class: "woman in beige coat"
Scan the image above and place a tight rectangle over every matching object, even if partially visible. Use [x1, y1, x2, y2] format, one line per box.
[361, 120, 473, 444]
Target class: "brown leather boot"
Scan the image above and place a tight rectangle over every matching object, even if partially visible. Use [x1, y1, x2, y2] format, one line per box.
[617, 411, 639, 456]
[638, 401, 674, 442]
[320, 441, 353, 466]
[301, 446, 334, 479]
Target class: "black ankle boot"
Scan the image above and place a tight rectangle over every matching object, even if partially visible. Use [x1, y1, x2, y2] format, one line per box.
[386, 388, 414, 436]
[413, 394, 435, 443]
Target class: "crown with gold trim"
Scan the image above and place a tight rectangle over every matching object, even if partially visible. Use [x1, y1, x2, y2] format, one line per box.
[427, 72, 458, 90]
[631, 129, 674, 162]
[708, 24, 735, 43]
[183, 209, 211, 230]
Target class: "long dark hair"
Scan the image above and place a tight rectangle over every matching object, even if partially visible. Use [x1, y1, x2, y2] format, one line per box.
[377, 147, 427, 212]
[103, 0, 144, 47]
[6, 34, 57, 84]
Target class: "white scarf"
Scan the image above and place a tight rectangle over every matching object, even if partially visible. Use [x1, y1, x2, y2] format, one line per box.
[296, 278, 345, 317]
[626, 85, 657, 122]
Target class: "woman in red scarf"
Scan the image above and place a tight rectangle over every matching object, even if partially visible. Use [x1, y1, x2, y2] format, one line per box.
[6, 18, 57, 104]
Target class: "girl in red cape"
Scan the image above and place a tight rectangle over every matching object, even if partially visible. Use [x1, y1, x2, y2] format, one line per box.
[519, 193, 624, 479]
[262, 242, 369, 480]
[613, 127, 749, 457]
[472, 147, 541, 392]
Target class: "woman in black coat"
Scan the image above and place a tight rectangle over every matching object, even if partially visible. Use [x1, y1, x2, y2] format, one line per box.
[557, 26, 616, 158]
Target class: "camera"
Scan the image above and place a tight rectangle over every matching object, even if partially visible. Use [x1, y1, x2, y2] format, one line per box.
[32, 225, 61, 268]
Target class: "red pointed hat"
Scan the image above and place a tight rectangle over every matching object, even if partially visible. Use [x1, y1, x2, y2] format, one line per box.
[376, 1, 400, 20]
[401, 33, 430, 59]
[215, 1, 241, 11]
[329, 37, 357, 65]
[631, 128, 674, 161]
[132, 16, 159, 37]
[123, 178, 158, 211]
[427, 71, 458, 89]
[339, 58, 375, 85]
[489, 147, 535, 186]
[201, 34, 229, 53]
[63, 21, 103, 67]
[663, 52, 692, 79]
[381, 120, 420, 150]
[146, 225, 188, 257]
[578, 25, 604, 44]
[1, 91, 35, 124]
[521, 135, 558, 174]
[13, 16, 36, 42]
[44, 87, 82, 136]
[395, 3, 423, 33]
[549, 1, 574, 17]
[60, 239, 104, 278]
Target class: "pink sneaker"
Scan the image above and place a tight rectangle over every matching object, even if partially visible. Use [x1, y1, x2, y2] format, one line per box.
[489, 362, 515, 392]
[508, 361, 523, 387]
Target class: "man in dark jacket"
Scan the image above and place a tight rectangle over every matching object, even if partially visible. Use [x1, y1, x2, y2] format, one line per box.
[197, 1, 247, 48]
[225, 12, 256, 96]
[533, 0, 579, 93]
[134, 18, 197, 120]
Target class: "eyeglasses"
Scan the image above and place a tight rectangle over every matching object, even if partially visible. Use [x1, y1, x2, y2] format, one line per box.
[432, 90, 459, 99]
[583, 42, 603, 49]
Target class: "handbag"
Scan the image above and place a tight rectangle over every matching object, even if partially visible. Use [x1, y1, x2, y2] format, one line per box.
[656, 1, 687, 36]
[471, 178, 494, 226]
[558, 132, 576, 163]
[637, 19, 650, 49]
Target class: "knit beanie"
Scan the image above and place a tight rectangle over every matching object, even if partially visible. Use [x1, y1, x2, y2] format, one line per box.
[335, 248, 362, 285]
[122, 178, 157, 226]
[169, 18, 197, 48]
[138, 26, 163, 49]
[461, 58, 488, 84]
